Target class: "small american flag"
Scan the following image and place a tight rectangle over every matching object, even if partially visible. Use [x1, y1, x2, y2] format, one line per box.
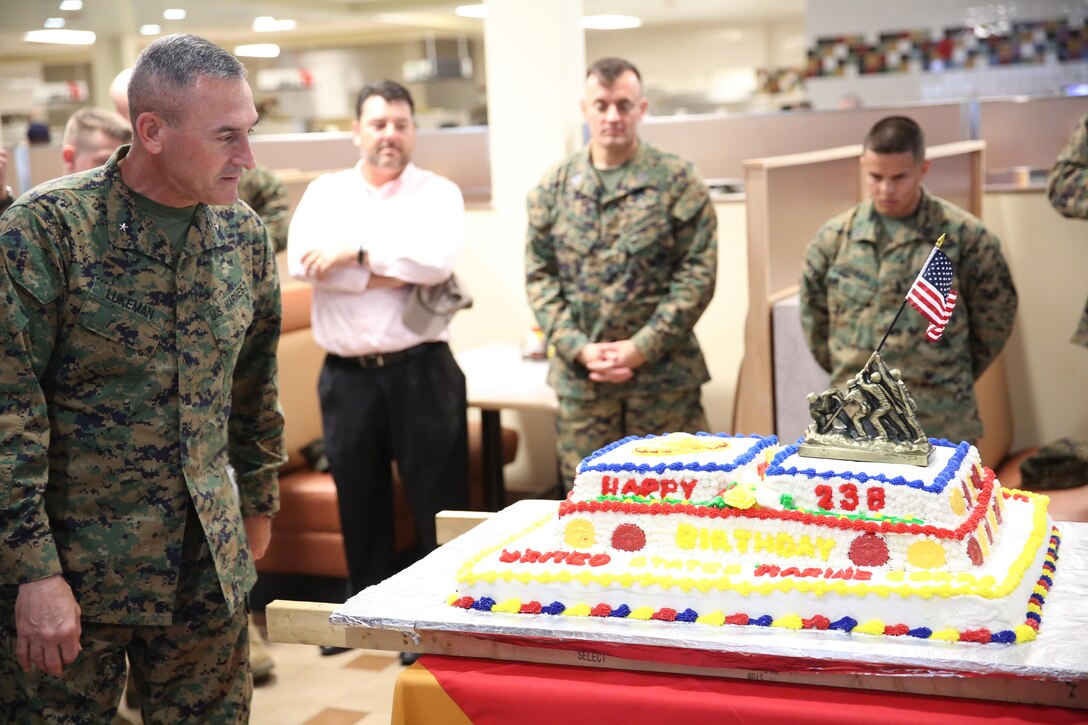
[906, 246, 958, 342]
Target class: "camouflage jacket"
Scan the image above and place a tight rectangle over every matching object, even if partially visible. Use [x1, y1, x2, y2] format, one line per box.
[238, 163, 290, 253]
[0, 146, 285, 624]
[525, 141, 717, 399]
[1046, 111, 1088, 347]
[800, 188, 1017, 443]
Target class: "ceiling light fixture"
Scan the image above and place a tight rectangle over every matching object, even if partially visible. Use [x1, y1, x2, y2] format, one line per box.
[580, 14, 641, 30]
[234, 43, 281, 58]
[59, 0, 83, 10]
[253, 16, 297, 32]
[454, 5, 487, 19]
[44, 17, 66, 28]
[24, 29, 96, 45]
[140, 24, 162, 36]
[163, 9, 187, 20]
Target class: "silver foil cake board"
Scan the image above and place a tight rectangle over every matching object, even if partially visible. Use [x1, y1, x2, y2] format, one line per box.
[268, 500, 1088, 709]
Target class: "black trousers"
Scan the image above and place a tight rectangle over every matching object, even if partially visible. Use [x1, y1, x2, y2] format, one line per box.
[318, 342, 469, 594]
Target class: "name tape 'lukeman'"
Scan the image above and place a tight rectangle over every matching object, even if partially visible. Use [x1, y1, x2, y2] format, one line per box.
[906, 246, 958, 342]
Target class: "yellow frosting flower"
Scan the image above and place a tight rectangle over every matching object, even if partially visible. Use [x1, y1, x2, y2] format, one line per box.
[853, 620, 885, 636]
[696, 611, 725, 626]
[1014, 625, 1038, 643]
[492, 598, 522, 613]
[930, 628, 960, 642]
[563, 603, 592, 617]
[772, 614, 804, 630]
[629, 607, 654, 620]
[721, 484, 757, 509]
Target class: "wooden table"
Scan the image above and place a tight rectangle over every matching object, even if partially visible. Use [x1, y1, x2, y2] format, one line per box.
[455, 344, 556, 509]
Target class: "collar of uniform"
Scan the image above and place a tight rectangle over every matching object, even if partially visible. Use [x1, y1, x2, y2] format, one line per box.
[105, 145, 230, 265]
[571, 142, 653, 203]
[849, 186, 943, 251]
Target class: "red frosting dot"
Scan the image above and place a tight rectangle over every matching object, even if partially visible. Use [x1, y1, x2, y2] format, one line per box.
[590, 604, 612, 617]
[611, 523, 647, 552]
[724, 613, 750, 626]
[452, 597, 474, 609]
[884, 624, 909, 637]
[520, 601, 542, 614]
[848, 533, 890, 567]
[651, 608, 678, 622]
[803, 615, 830, 630]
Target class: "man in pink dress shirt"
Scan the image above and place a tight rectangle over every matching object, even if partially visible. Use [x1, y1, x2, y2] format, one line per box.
[287, 82, 468, 661]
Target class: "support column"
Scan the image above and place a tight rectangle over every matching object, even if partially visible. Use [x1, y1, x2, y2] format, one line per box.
[483, 0, 585, 213]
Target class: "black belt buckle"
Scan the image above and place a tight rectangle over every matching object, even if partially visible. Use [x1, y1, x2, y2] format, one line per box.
[358, 353, 385, 369]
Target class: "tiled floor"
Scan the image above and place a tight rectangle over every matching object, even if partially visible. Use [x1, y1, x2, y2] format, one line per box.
[117, 617, 405, 725]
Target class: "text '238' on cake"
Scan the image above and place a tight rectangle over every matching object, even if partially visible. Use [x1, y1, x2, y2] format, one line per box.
[451, 353, 1060, 645]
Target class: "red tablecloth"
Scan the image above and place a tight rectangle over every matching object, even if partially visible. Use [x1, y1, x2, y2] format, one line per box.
[414, 654, 1085, 725]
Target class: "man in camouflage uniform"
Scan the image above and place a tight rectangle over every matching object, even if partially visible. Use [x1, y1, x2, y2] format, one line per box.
[526, 57, 717, 485]
[238, 164, 290, 253]
[801, 116, 1017, 444]
[0, 34, 284, 723]
[1047, 111, 1088, 348]
[0, 147, 12, 216]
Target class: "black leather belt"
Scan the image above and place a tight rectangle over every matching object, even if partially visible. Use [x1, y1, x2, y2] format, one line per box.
[328, 342, 441, 369]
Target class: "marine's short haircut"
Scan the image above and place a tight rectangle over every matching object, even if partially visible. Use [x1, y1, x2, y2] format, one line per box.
[355, 80, 415, 118]
[864, 116, 926, 163]
[586, 57, 642, 87]
[128, 33, 247, 125]
[62, 107, 132, 150]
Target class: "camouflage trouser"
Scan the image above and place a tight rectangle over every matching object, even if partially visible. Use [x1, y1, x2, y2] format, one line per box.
[0, 513, 251, 724]
[1019, 437, 1088, 491]
[556, 387, 708, 488]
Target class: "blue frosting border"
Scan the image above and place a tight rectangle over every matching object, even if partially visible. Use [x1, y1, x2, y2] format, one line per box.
[765, 437, 970, 493]
[576, 432, 778, 476]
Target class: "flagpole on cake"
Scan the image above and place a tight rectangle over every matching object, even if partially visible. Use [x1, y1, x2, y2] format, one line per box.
[799, 233, 958, 466]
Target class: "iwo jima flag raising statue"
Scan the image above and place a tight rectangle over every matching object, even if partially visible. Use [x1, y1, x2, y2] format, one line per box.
[802, 234, 959, 466]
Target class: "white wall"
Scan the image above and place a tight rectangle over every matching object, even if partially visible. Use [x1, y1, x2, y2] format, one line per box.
[585, 19, 806, 112]
[984, 191, 1088, 452]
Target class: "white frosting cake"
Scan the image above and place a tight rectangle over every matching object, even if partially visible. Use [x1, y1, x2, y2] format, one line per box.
[452, 433, 1060, 644]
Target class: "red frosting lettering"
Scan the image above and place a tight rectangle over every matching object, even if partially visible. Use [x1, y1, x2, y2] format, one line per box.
[754, 564, 780, 577]
[854, 569, 871, 580]
[567, 552, 588, 566]
[621, 478, 641, 496]
[679, 479, 697, 499]
[640, 478, 660, 497]
[589, 553, 611, 566]
[801, 568, 823, 578]
[780, 567, 801, 577]
[659, 479, 679, 497]
[601, 475, 618, 497]
[499, 549, 520, 563]
[520, 549, 542, 563]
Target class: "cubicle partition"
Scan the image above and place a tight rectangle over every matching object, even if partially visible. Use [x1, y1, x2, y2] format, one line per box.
[733, 139, 1013, 467]
[639, 103, 968, 183]
[978, 95, 1086, 177]
[250, 126, 491, 210]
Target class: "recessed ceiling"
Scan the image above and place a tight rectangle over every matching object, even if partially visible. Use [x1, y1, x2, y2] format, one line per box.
[0, 0, 805, 61]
